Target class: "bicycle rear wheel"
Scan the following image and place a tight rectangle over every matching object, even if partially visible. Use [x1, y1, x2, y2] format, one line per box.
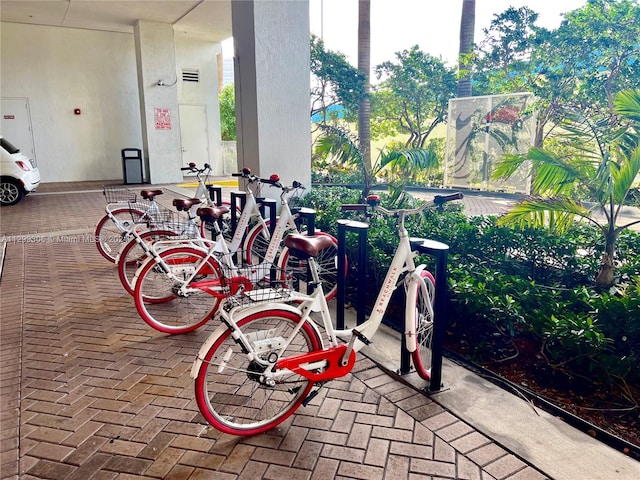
[410, 271, 436, 380]
[134, 246, 223, 334]
[194, 309, 321, 436]
[95, 207, 144, 263]
[279, 232, 343, 301]
[116, 229, 178, 296]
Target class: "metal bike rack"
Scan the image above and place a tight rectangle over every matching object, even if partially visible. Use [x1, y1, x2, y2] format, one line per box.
[206, 185, 222, 206]
[336, 219, 369, 329]
[399, 238, 449, 392]
[229, 192, 275, 232]
[257, 198, 277, 235]
[294, 207, 316, 235]
[230, 191, 246, 234]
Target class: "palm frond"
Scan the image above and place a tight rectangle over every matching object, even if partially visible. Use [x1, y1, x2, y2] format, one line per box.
[378, 148, 438, 171]
[612, 144, 640, 203]
[614, 89, 640, 123]
[497, 197, 594, 233]
[491, 153, 528, 179]
[314, 125, 364, 166]
[526, 148, 591, 196]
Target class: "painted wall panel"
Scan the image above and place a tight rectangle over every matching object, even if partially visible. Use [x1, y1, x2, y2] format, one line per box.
[1, 23, 142, 183]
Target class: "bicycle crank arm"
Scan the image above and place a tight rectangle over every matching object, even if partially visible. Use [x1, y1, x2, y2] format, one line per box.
[340, 329, 371, 367]
[276, 344, 356, 382]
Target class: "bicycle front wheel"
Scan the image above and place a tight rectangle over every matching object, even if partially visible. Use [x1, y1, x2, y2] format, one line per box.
[134, 247, 224, 334]
[117, 229, 178, 296]
[95, 207, 143, 263]
[194, 309, 321, 436]
[411, 271, 436, 380]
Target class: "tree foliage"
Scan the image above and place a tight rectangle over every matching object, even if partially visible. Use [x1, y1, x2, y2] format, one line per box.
[372, 46, 457, 148]
[314, 123, 439, 201]
[310, 35, 367, 124]
[467, 1, 640, 147]
[219, 83, 236, 141]
[493, 89, 640, 288]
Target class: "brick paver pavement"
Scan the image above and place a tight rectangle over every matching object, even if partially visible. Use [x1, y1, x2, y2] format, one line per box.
[1, 188, 550, 479]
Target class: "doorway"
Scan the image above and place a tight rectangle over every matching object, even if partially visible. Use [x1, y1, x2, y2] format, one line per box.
[179, 104, 209, 171]
[1, 97, 37, 162]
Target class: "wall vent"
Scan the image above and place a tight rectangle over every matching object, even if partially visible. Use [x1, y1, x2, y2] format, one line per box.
[182, 68, 200, 83]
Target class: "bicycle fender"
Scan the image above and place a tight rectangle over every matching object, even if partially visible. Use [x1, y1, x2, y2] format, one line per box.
[190, 323, 228, 379]
[405, 265, 428, 353]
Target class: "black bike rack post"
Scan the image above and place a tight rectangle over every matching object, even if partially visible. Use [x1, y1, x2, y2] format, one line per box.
[206, 185, 222, 206]
[257, 198, 277, 235]
[336, 219, 369, 329]
[230, 191, 247, 234]
[294, 207, 316, 236]
[205, 186, 224, 235]
[399, 239, 449, 391]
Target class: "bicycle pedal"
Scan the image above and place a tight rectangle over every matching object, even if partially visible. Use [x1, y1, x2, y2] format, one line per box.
[352, 329, 371, 345]
[302, 389, 319, 407]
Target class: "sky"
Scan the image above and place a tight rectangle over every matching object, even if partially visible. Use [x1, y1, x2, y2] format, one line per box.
[308, 0, 588, 69]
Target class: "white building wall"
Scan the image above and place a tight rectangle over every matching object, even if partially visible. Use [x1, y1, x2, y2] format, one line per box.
[0, 23, 142, 183]
[174, 33, 224, 176]
[134, 21, 182, 184]
[0, 22, 225, 183]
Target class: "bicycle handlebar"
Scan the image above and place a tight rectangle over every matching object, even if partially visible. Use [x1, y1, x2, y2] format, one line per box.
[340, 192, 463, 215]
[434, 192, 464, 205]
[180, 162, 211, 174]
[231, 169, 305, 193]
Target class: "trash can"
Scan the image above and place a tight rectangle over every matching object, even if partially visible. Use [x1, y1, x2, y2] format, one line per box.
[122, 148, 143, 184]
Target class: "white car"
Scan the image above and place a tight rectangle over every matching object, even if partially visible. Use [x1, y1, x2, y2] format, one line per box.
[0, 137, 41, 206]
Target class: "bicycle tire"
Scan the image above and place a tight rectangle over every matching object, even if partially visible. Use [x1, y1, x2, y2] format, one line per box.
[134, 246, 224, 334]
[410, 270, 436, 380]
[116, 229, 179, 296]
[243, 221, 272, 265]
[95, 207, 144, 263]
[194, 309, 321, 436]
[279, 232, 344, 302]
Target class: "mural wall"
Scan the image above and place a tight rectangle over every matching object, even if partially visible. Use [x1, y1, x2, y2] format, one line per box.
[445, 93, 536, 194]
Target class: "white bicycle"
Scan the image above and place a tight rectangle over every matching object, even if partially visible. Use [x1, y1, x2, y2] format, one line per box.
[190, 192, 462, 435]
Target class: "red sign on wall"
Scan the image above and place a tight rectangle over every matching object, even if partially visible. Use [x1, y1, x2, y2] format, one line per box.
[4, 115, 15, 119]
[154, 108, 171, 130]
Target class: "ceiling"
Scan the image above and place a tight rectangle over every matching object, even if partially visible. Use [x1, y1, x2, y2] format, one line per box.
[0, 0, 233, 42]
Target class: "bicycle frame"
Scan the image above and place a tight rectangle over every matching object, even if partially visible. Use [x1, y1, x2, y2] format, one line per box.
[190, 214, 423, 383]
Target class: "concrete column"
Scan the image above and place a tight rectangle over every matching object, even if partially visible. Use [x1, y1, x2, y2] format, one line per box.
[134, 21, 182, 184]
[232, 0, 311, 188]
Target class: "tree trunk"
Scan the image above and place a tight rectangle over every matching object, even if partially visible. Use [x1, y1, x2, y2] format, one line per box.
[595, 230, 618, 288]
[457, 0, 476, 98]
[358, 0, 372, 171]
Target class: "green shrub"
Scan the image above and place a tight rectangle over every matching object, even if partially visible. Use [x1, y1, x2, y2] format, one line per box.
[298, 186, 640, 385]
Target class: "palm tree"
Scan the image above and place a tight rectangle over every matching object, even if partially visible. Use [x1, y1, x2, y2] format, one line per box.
[358, 0, 372, 170]
[493, 89, 640, 288]
[314, 124, 439, 202]
[457, 0, 476, 98]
